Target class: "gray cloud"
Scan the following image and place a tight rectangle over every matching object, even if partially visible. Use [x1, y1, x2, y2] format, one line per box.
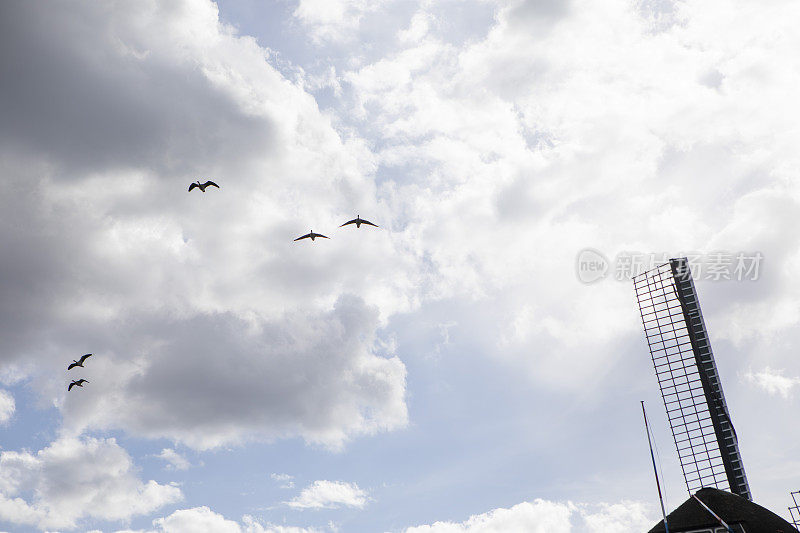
[504, 0, 571, 30]
[0, 0, 408, 450]
[0, 155, 408, 447]
[59, 295, 407, 449]
[0, 1, 275, 177]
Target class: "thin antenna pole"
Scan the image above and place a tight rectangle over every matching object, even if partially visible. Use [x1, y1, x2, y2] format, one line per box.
[692, 494, 735, 533]
[642, 401, 669, 533]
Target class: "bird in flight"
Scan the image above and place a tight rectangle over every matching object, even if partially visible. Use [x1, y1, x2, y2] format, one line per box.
[188, 180, 220, 192]
[294, 230, 329, 242]
[340, 215, 378, 229]
[68, 379, 89, 391]
[68, 353, 92, 370]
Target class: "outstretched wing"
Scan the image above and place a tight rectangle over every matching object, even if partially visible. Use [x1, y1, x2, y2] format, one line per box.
[203, 181, 220, 189]
[313, 233, 330, 239]
[360, 219, 379, 227]
[188, 183, 199, 192]
[294, 233, 312, 241]
[340, 218, 358, 227]
[68, 381, 76, 391]
[68, 362, 78, 370]
[78, 353, 92, 364]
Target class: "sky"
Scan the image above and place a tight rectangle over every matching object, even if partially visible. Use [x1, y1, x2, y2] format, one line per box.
[0, 0, 799, 531]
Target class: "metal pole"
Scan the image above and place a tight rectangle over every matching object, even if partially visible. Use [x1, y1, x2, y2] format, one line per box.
[642, 401, 669, 533]
[692, 494, 735, 533]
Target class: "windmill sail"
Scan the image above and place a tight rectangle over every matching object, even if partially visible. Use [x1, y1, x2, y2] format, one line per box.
[633, 258, 751, 500]
[789, 490, 800, 528]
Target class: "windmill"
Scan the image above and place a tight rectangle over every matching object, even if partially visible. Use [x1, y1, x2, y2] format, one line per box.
[633, 258, 751, 500]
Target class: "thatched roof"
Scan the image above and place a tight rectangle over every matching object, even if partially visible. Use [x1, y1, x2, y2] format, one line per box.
[648, 488, 798, 533]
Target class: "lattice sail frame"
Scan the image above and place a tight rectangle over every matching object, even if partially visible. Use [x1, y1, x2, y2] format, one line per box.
[633, 258, 751, 500]
[789, 491, 800, 528]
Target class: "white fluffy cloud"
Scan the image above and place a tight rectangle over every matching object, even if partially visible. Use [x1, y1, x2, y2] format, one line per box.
[271, 473, 296, 489]
[744, 367, 800, 399]
[123, 500, 651, 533]
[0, 437, 182, 530]
[404, 500, 574, 533]
[286, 480, 368, 510]
[117, 506, 321, 533]
[0, 389, 13, 424]
[404, 499, 653, 532]
[153, 507, 246, 533]
[327, 0, 800, 511]
[155, 448, 191, 471]
[293, 0, 388, 44]
[334, 0, 800, 394]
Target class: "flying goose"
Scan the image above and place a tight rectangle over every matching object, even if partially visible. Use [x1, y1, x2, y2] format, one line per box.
[294, 230, 329, 242]
[68, 353, 92, 370]
[68, 379, 89, 391]
[188, 180, 220, 192]
[340, 215, 378, 229]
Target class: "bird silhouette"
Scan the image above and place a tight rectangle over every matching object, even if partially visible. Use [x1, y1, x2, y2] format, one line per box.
[340, 215, 378, 229]
[68, 353, 92, 370]
[68, 379, 89, 391]
[188, 180, 220, 192]
[294, 230, 329, 242]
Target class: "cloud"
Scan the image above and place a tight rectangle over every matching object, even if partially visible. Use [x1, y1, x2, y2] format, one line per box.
[285, 480, 368, 510]
[153, 506, 243, 533]
[132, 500, 650, 533]
[334, 0, 800, 397]
[0, 1, 275, 176]
[0, 0, 408, 451]
[293, 0, 388, 45]
[271, 473, 296, 489]
[118, 506, 322, 533]
[0, 436, 182, 530]
[0, 389, 13, 424]
[57, 296, 407, 450]
[3, 0, 800, 525]
[744, 367, 800, 399]
[154, 448, 191, 471]
[403, 499, 652, 532]
[580, 501, 655, 532]
[404, 500, 573, 533]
